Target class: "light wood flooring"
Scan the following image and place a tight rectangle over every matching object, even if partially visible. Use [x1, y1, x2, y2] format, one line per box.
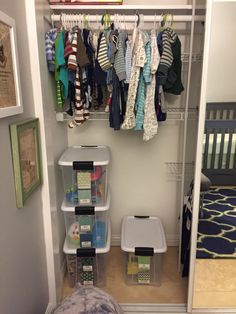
[193, 259, 236, 308]
[63, 246, 188, 304]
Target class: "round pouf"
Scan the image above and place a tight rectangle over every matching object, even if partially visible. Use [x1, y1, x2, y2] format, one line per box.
[53, 284, 123, 314]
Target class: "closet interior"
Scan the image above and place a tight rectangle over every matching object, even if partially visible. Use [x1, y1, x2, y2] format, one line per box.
[44, 1, 206, 308]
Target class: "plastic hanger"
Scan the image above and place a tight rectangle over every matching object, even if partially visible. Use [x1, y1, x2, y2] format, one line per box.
[83, 14, 89, 29]
[135, 10, 140, 28]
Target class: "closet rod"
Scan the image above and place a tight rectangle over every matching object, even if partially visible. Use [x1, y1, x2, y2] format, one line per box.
[51, 14, 205, 23]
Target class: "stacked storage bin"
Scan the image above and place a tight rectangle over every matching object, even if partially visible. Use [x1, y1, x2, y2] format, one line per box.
[59, 146, 111, 287]
[121, 216, 167, 286]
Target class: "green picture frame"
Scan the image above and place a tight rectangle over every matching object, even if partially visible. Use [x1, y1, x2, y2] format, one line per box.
[10, 118, 42, 208]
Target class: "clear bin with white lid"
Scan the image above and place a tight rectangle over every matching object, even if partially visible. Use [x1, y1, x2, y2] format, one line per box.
[121, 215, 167, 286]
[62, 189, 111, 249]
[64, 221, 111, 288]
[58, 146, 110, 207]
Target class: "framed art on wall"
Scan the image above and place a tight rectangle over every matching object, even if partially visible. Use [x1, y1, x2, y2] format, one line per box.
[0, 11, 23, 118]
[10, 118, 42, 208]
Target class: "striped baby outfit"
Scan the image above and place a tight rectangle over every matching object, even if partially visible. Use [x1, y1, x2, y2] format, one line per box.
[45, 28, 57, 72]
[158, 27, 177, 85]
[67, 31, 78, 71]
[68, 68, 87, 128]
[97, 32, 112, 71]
[114, 31, 127, 81]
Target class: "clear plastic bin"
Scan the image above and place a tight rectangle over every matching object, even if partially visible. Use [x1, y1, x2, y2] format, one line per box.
[121, 216, 167, 286]
[58, 146, 110, 207]
[62, 190, 110, 249]
[64, 221, 111, 288]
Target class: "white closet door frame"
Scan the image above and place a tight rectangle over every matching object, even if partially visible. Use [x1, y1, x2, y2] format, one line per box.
[186, 0, 212, 311]
[187, 0, 236, 313]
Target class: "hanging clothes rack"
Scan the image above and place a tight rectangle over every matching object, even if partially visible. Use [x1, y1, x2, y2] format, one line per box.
[50, 14, 205, 24]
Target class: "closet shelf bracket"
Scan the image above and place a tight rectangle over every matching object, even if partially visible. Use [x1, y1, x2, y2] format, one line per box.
[165, 162, 195, 181]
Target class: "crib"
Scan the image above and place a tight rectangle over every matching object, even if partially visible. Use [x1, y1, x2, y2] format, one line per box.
[202, 102, 236, 186]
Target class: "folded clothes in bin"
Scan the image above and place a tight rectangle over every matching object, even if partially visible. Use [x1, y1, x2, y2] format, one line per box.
[79, 215, 93, 232]
[93, 221, 106, 248]
[80, 233, 93, 248]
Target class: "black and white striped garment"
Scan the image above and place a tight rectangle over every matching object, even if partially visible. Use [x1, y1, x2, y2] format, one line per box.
[160, 27, 177, 68]
[97, 32, 112, 71]
[158, 27, 177, 85]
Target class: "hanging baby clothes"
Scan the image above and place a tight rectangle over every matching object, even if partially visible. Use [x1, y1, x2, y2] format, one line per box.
[143, 29, 160, 141]
[114, 31, 127, 81]
[163, 30, 184, 95]
[125, 40, 132, 84]
[45, 28, 57, 72]
[135, 32, 150, 131]
[121, 31, 146, 130]
[158, 27, 184, 95]
[55, 30, 68, 110]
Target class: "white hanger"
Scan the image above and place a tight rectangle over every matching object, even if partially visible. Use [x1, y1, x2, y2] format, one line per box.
[140, 14, 144, 30]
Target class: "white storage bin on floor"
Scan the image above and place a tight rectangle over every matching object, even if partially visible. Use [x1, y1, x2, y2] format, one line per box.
[58, 146, 110, 207]
[64, 221, 111, 288]
[62, 190, 111, 249]
[121, 216, 167, 286]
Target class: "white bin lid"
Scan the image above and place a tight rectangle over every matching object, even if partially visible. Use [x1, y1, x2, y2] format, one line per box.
[63, 220, 111, 254]
[58, 146, 110, 166]
[121, 216, 167, 253]
[61, 188, 111, 212]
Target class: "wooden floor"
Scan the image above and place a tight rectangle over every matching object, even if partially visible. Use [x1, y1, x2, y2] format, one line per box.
[63, 246, 188, 304]
[193, 259, 236, 308]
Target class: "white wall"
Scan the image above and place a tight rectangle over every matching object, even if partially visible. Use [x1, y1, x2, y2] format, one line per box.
[206, 1, 236, 102]
[33, 0, 69, 302]
[0, 1, 49, 313]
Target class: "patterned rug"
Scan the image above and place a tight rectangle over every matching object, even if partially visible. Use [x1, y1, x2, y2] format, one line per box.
[197, 187, 236, 258]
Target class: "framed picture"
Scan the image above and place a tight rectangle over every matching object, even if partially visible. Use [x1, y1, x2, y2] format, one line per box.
[10, 118, 42, 208]
[0, 11, 23, 118]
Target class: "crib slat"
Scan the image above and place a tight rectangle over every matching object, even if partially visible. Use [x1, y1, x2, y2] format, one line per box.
[203, 128, 210, 169]
[226, 129, 233, 169]
[234, 130, 236, 170]
[218, 130, 225, 169]
[210, 129, 218, 170]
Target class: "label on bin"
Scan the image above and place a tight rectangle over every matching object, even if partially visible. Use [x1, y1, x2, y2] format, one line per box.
[80, 199, 91, 205]
[83, 280, 93, 285]
[83, 265, 93, 272]
[81, 241, 92, 248]
[81, 225, 91, 232]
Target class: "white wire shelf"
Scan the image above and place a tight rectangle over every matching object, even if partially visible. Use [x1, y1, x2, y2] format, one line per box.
[50, 4, 206, 11]
[181, 53, 202, 63]
[165, 162, 195, 181]
[56, 106, 198, 122]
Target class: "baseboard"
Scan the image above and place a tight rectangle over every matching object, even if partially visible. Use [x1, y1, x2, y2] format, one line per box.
[45, 303, 54, 314]
[121, 303, 186, 313]
[111, 234, 179, 247]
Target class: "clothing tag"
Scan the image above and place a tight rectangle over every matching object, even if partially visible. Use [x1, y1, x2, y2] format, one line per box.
[138, 263, 150, 271]
[138, 272, 150, 284]
[81, 225, 91, 232]
[83, 265, 93, 272]
[79, 199, 91, 205]
[81, 241, 92, 248]
[79, 189, 92, 205]
[77, 172, 91, 189]
[83, 280, 93, 285]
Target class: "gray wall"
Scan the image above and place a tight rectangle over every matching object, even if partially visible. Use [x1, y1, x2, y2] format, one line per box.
[0, 1, 48, 313]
